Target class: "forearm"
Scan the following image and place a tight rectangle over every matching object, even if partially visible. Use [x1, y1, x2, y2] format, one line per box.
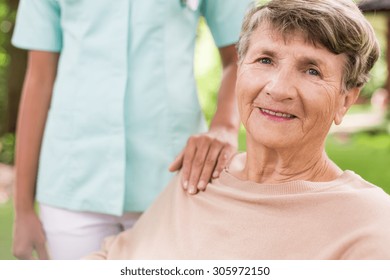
[15, 86, 49, 213]
[14, 51, 59, 215]
[210, 62, 240, 133]
[209, 44, 240, 134]
[169, 45, 240, 193]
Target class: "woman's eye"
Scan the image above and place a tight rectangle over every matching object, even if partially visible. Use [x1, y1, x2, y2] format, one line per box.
[258, 57, 272, 64]
[307, 68, 320, 76]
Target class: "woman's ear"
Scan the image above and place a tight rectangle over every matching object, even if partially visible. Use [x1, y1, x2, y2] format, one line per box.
[334, 87, 361, 125]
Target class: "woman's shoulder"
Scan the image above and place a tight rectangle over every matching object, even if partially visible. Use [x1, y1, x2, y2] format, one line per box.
[338, 171, 390, 216]
[342, 171, 389, 194]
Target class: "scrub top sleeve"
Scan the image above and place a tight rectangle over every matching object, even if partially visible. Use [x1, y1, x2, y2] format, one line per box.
[201, 0, 253, 48]
[12, 0, 62, 52]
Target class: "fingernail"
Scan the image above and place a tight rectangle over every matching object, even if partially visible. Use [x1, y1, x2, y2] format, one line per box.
[212, 171, 219, 178]
[188, 185, 196, 194]
[197, 181, 205, 190]
[183, 181, 188, 189]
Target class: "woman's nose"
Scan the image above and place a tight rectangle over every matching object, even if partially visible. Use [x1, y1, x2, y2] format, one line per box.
[264, 69, 297, 101]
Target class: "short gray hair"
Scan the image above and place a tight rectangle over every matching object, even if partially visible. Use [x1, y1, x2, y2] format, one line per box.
[237, 0, 380, 90]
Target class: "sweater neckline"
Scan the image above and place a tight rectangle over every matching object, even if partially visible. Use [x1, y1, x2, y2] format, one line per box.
[216, 169, 357, 196]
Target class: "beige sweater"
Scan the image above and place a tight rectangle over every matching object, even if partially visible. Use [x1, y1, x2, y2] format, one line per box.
[87, 163, 390, 259]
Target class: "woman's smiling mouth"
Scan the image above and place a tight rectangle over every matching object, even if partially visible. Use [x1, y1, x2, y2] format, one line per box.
[259, 108, 296, 120]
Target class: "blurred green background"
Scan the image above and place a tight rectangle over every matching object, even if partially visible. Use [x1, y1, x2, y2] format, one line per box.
[1, 3, 390, 260]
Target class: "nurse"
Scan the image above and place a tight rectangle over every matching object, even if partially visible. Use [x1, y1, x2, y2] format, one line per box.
[11, 0, 252, 259]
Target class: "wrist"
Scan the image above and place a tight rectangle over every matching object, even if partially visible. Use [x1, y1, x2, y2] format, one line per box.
[210, 107, 240, 133]
[14, 202, 36, 216]
[209, 121, 240, 134]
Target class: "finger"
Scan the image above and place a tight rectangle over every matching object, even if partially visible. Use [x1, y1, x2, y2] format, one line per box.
[168, 150, 184, 172]
[180, 137, 198, 190]
[186, 138, 212, 195]
[196, 141, 222, 191]
[13, 246, 34, 260]
[36, 243, 50, 260]
[212, 146, 235, 178]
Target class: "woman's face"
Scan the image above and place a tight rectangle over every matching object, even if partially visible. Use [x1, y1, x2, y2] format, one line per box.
[236, 24, 359, 149]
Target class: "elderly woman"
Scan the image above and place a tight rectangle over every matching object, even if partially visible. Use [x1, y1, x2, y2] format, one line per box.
[87, 0, 390, 259]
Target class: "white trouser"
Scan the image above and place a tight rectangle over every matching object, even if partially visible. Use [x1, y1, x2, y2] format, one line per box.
[39, 203, 142, 260]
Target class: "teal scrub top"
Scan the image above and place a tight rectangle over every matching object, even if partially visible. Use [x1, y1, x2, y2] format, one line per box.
[12, 0, 252, 215]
